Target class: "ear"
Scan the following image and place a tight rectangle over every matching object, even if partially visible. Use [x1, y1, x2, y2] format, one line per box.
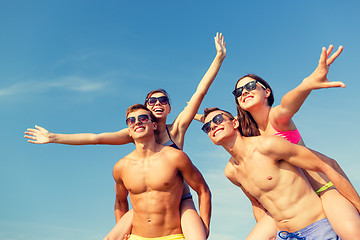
[152, 122, 157, 131]
[265, 88, 271, 98]
[128, 128, 132, 138]
[233, 118, 240, 129]
[168, 106, 172, 114]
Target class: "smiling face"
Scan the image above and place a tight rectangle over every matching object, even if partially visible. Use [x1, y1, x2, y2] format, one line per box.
[203, 110, 237, 145]
[127, 108, 157, 141]
[145, 92, 171, 119]
[235, 77, 269, 110]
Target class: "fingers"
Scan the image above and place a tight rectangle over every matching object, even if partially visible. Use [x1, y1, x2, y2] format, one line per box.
[318, 47, 327, 66]
[214, 32, 220, 42]
[326, 45, 334, 57]
[323, 81, 346, 89]
[24, 135, 40, 144]
[24, 129, 36, 135]
[35, 125, 46, 132]
[214, 32, 225, 44]
[24, 134, 36, 140]
[327, 45, 343, 65]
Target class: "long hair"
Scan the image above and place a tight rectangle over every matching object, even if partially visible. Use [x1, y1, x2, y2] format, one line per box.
[234, 74, 274, 137]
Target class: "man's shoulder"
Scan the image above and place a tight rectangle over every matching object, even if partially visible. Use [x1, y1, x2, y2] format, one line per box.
[254, 135, 285, 151]
[161, 145, 186, 157]
[241, 135, 283, 160]
[114, 152, 135, 169]
[224, 158, 236, 177]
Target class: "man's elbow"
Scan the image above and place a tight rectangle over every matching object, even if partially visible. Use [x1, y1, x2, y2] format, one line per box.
[200, 185, 212, 200]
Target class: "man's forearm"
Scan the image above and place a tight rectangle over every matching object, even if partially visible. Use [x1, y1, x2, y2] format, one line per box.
[198, 189, 212, 233]
[115, 200, 129, 222]
[323, 164, 360, 213]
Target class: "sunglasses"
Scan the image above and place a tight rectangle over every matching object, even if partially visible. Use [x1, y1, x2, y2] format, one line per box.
[146, 96, 169, 106]
[126, 114, 151, 127]
[232, 80, 266, 98]
[202, 113, 232, 134]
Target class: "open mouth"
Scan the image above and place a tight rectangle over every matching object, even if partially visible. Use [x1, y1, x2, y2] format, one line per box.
[243, 96, 253, 103]
[134, 126, 145, 132]
[153, 108, 164, 113]
[213, 128, 223, 137]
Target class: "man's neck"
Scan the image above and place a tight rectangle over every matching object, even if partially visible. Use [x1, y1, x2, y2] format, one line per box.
[134, 136, 160, 157]
[220, 131, 247, 161]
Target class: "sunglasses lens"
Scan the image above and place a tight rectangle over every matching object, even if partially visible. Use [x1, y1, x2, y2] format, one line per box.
[138, 114, 150, 123]
[202, 122, 211, 133]
[201, 114, 225, 133]
[147, 98, 157, 106]
[244, 81, 257, 91]
[232, 87, 242, 98]
[158, 96, 169, 105]
[126, 117, 136, 126]
[213, 114, 224, 124]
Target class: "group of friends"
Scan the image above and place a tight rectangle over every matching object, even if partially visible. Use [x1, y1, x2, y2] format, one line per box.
[24, 33, 360, 240]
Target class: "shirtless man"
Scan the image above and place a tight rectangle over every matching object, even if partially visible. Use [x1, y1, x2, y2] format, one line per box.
[113, 104, 211, 240]
[201, 107, 360, 239]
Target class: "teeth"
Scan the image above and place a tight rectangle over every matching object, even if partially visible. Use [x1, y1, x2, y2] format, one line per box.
[154, 109, 163, 113]
[244, 97, 253, 102]
[135, 127, 145, 132]
[214, 129, 222, 137]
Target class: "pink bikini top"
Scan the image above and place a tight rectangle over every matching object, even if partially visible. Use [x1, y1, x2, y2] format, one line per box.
[270, 123, 302, 144]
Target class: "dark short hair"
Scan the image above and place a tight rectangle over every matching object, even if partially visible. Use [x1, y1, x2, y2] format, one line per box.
[204, 107, 235, 120]
[144, 89, 171, 106]
[126, 104, 157, 123]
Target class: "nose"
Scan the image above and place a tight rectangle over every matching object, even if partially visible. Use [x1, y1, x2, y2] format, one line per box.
[211, 122, 218, 131]
[154, 99, 161, 106]
[242, 89, 250, 97]
[133, 119, 143, 126]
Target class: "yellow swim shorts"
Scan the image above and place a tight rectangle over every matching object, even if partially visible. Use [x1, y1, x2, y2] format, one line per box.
[129, 234, 184, 240]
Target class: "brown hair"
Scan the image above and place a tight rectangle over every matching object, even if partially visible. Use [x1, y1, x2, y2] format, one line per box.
[234, 74, 274, 137]
[126, 104, 157, 123]
[203, 107, 243, 134]
[204, 107, 235, 120]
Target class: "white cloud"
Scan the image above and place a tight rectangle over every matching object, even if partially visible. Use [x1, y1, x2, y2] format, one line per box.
[0, 76, 107, 97]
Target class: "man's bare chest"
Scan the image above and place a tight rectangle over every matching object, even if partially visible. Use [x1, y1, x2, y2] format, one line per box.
[122, 160, 182, 194]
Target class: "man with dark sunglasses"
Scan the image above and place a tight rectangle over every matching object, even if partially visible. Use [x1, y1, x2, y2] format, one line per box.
[201, 107, 360, 239]
[111, 104, 211, 240]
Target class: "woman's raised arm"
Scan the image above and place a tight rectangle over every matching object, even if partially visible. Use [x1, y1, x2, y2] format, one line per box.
[24, 125, 133, 145]
[173, 32, 226, 133]
[271, 45, 344, 127]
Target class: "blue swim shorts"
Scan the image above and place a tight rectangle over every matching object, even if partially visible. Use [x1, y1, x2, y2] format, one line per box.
[276, 218, 340, 240]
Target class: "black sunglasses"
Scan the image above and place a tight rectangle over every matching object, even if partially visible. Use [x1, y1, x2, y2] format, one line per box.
[202, 113, 232, 134]
[126, 114, 151, 127]
[146, 96, 169, 106]
[232, 80, 266, 98]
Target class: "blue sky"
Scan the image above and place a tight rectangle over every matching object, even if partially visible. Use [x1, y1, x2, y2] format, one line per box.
[1, 1, 360, 239]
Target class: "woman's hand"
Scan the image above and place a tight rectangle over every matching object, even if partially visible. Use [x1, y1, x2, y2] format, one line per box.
[24, 125, 51, 144]
[303, 45, 345, 90]
[214, 32, 226, 60]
